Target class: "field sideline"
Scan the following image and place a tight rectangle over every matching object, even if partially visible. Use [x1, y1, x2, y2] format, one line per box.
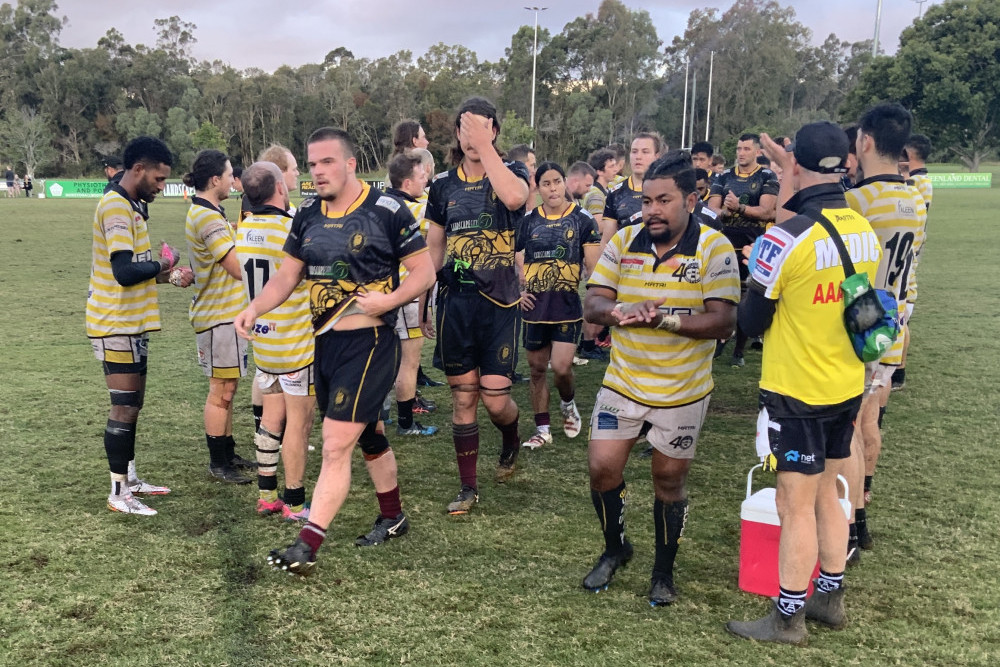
[0, 188, 997, 665]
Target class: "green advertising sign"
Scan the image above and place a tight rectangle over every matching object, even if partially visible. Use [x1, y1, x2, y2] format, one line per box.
[926, 173, 993, 189]
[44, 180, 107, 198]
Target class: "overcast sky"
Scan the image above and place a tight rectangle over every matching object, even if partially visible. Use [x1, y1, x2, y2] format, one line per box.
[54, 0, 938, 72]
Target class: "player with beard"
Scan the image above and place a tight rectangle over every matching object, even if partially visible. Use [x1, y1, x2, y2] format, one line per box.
[87, 136, 193, 515]
[236, 128, 434, 573]
[184, 150, 256, 484]
[425, 97, 531, 514]
[565, 161, 597, 206]
[582, 150, 739, 605]
[517, 162, 602, 449]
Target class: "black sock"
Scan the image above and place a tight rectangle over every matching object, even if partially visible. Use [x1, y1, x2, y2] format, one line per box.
[777, 587, 807, 617]
[580, 339, 596, 352]
[258, 474, 278, 491]
[591, 481, 627, 556]
[224, 435, 237, 462]
[877, 406, 886, 429]
[206, 434, 228, 465]
[815, 569, 844, 593]
[397, 398, 415, 430]
[252, 403, 263, 432]
[855, 508, 867, 533]
[848, 522, 859, 553]
[105, 420, 136, 475]
[493, 415, 520, 459]
[653, 498, 688, 582]
[284, 486, 306, 508]
[864, 475, 873, 493]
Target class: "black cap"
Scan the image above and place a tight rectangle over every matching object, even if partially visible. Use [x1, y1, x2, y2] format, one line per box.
[103, 155, 123, 169]
[789, 122, 849, 174]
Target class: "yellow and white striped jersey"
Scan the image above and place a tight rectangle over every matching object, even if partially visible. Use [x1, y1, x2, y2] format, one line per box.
[846, 175, 926, 364]
[393, 190, 428, 283]
[587, 220, 740, 407]
[908, 169, 933, 210]
[236, 207, 314, 374]
[86, 188, 160, 338]
[185, 197, 248, 333]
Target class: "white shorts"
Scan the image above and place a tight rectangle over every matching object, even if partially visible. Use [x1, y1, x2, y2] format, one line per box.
[864, 361, 895, 394]
[196, 323, 248, 379]
[589, 388, 710, 460]
[394, 300, 424, 340]
[91, 333, 148, 365]
[255, 366, 315, 397]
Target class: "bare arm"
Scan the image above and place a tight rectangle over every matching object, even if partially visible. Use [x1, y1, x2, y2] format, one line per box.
[584, 286, 621, 327]
[742, 193, 777, 223]
[234, 254, 304, 338]
[582, 244, 601, 281]
[760, 133, 797, 224]
[707, 194, 724, 216]
[426, 223, 446, 272]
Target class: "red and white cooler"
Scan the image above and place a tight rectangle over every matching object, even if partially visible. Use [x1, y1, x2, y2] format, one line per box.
[738, 463, 852, 597]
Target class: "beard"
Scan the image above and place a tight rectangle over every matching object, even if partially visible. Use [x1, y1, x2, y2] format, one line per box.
[646, 217, 674, 243]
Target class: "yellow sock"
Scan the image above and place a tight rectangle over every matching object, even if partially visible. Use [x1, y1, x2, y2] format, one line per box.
[259, 489, 278, 502]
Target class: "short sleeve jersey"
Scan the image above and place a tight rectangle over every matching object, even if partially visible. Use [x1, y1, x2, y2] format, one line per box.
[603, 176, 643, 230]
[582, 183, 608, 218]
[283, 183, 427, 336]
[709, 165, 779, 248]
[517, 203, 601, 324]
[185, 197, 249, 333]
[236, 206, 314, 374]
[385, 187, 430, 284]
[425, 161, 530, 307]
[908, 168, 933, 210]
[845, 175, 926, 364]
[86, 185, 160, 338]
[749, 184, 881, 405]
[587, 219, 740, 407]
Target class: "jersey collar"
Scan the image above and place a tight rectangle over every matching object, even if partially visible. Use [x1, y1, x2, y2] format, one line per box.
[385, 186, 418, 203]
[734, 164, 762, 178]
[908, 167, 928, 176]
[191, 195, 226, 218]
[249, 204, 291, 218]
[853, 173, 906, 188]
[783, 182, 848, 214]
[107, 182, 149, 221]
[627, 212, 700, 259]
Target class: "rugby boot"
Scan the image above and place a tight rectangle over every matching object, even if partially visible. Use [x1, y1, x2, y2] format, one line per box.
[726, 604, 808, 646]
[804, 584, 847, 629]
[355, 513, 410, 547]
[582, 541, 634, 592]
[447, 485, 479, 515]
[267, 537, 316, 576]
[128, 478, 171, 495]
[648, 575, 678, 607]
[496, 447, 519, 483]
[209, 463, 253, 485]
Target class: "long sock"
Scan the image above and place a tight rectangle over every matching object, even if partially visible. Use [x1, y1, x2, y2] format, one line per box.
[777, 587, 808, 617]
[653, 498, 689, 582]
[376, 485, 403, 519]
[877, 406, 886, 429]
[855, 507, 870, 544]
[815, 569, 844, 593]
[864, 475, 873, 493]
[224, 435, 237, 462]
[397, 398, 415, 430]
[258, 474, 278, 501]
[453, 423, 479, 489]
[848, 522, 859, 554]
[206, 434, 228, 465]
[535, 412, 550, 435]
[591, 481, 627, 556]
[580, 339, 596, 352]
[284, 486, 305, 511]
[493, 415, 520, 459]
[298, 521, 326, 555]
[105, 420, 135, 475]
[127, 460, 138, 483]
[252, 403, 263, 432]
[733, 326, 748, 357]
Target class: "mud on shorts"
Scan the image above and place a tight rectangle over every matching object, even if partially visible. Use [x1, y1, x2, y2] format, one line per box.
[589, 387, 710, 460]
[196, 323, 248, 379]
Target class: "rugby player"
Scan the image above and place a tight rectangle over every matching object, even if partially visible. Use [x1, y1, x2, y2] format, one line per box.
[710, 154, 726, 178]
[843, 103, 926, 554]
[565, 161, 597, 206]
[384, 151, 438, 436]
[86, 137, 192, 515]
[183, 150, 255, 484]
[236, 127, 434, 574]
[690, 141, 714, 173]
[425, 97, 531, 514]
[392, 120, 430, 153]
[517, 162, 601, 449]
[582, 150, 740, 605]
[579, 147, 619, 360]
[600, 132, 666, 247]
[236, 162, 315, 520]
[708, 133, 778, 367]
[508, 143, 538, 202]
[727, 123, 878, 645]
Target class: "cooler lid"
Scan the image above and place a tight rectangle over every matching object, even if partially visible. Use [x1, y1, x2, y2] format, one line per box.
[741, 487, 780, 526]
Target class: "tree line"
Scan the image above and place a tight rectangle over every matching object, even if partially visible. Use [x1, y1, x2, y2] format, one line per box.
[0, 0, 994, 178]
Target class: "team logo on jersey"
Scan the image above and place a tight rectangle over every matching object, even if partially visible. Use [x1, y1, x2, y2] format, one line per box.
[477, 212, 494, 229]
[349, 232, 366, 253]
[564, 228, 575, 241]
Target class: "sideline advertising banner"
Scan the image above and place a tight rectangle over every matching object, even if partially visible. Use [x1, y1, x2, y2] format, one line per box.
[926, 173, 992, 189]
[299, 180, 385, 197]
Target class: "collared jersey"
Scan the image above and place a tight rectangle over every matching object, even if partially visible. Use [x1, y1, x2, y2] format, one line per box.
[908, 168, 933, 210]
[904, 178, 929, 304]
[517, 203, 601, 324]
[186, 197, 248, 333]
[236, 206, 314, 374]
[603, 176, 643, 230]
[582, 183, 609, 218]
[283, 183, 427, 336]
[588, 219, 740, 407]
[426, 161, 530, 307]
[385, 187, 429, 284]
[709, 165, 779, 248]
[86, 185, 160, 338]
[749, 185, 880, 405]
[846, 175, 926, 364]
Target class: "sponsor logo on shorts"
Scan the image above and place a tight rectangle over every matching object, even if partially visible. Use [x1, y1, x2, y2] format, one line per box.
[596, 412, 619, 430]
[668, 435, 694, 450]
[498, 343, 512, 363]
[333, 388, 351, 409]
[785, 450, 799, 462]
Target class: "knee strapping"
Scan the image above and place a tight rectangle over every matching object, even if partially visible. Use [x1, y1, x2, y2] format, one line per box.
[109, 389, 141, 407]
[255, 427, 283, 474]
[358, 422, 390, 458]
[450, 383, 479, 394]
[479, 385, 512, 397]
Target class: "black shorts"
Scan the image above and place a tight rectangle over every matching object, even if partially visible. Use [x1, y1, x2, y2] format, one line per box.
[522, 320, 582, 352]
[436, 291, 520, 379]
[314, 326, 399, 423]
[759, 391, 862, 475]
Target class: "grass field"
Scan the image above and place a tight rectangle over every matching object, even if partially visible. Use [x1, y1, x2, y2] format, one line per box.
[1, 189, 998, 665]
